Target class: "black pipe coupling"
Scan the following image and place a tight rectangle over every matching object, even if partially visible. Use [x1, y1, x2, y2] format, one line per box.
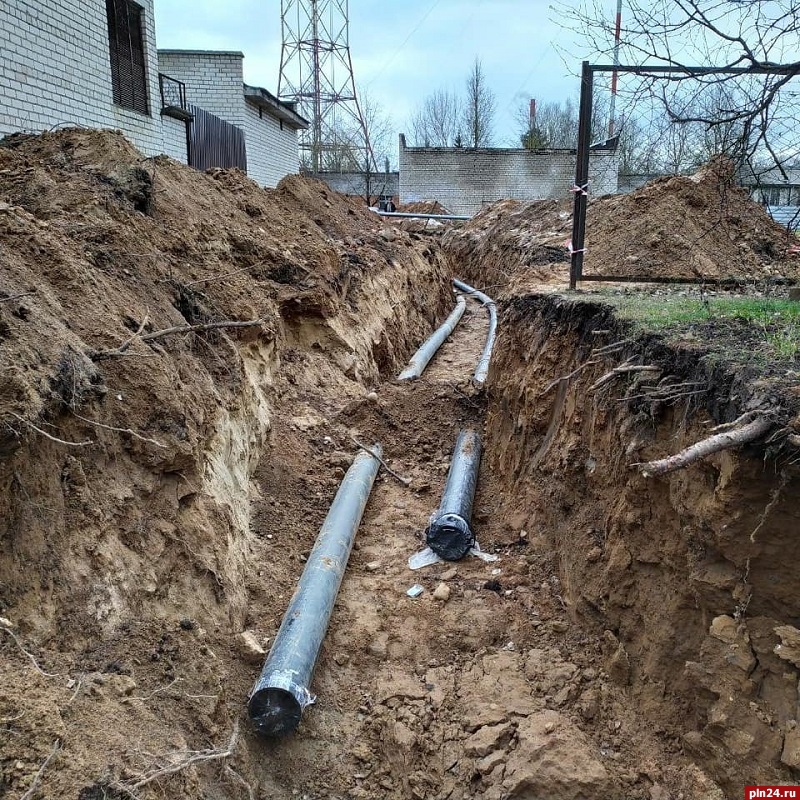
[425, 511, 476, 561]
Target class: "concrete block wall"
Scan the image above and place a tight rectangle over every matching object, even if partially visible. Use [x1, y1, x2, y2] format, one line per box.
[0, 0, 163, 155]
[157, 51, 245, 132]
[243, 101, 299, 188]
[311, 171, 399, 200]
[399, 136, 619, 216]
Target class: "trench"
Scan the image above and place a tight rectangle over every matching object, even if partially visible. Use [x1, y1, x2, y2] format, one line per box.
[2, 169, 797, 799]
[206, 278, 759, 800]
[237, 272, 800, 800]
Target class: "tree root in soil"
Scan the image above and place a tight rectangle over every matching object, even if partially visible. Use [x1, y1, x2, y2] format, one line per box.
[113, 720, 240, 798]
[634, 416, 773, 477]
[88, 318, 263, 360]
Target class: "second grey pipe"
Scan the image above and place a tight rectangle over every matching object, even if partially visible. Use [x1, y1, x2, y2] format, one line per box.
[453, 278, 497, 387]
[398, 294, 466, 380]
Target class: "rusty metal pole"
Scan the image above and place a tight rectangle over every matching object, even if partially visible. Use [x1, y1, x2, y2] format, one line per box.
[248, 445, 382, 736]
[570, 61, 594, 290]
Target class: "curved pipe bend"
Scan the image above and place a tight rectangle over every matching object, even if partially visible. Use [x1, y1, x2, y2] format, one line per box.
[453, 278, 497, 387]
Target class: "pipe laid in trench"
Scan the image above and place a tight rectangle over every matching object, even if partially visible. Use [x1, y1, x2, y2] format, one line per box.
[398, 294, 466, 380]
[425, 429, 482, 560]
[248, 445, 382, 736]
[376, 211, 472, 221]
[453, 278, 498, 387]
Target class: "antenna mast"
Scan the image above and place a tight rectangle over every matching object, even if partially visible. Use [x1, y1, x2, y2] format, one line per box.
[278, 0, 374, 173]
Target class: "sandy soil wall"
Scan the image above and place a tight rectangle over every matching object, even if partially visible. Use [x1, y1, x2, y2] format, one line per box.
[485, 294, 800, 792]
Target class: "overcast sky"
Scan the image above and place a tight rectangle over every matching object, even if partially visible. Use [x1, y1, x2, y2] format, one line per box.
[154, 0, 608, 150]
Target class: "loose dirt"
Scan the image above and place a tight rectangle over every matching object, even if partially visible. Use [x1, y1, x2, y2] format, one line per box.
[444, 158, 800, 289]
[2, 129, 799, 800]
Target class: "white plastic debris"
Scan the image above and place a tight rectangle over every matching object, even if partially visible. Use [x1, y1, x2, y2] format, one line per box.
[407, 542, 498, 571]
[406, 584, 424, 598]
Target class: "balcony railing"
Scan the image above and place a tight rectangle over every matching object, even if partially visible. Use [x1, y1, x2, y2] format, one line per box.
[158, 73, 193, 121]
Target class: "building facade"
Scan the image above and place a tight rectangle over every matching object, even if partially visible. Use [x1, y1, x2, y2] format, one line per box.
[0, 0, 164, 154]
[0, 1, 306, 188]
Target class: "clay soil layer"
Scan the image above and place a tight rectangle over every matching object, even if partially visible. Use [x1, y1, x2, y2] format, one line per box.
[1, 130, 799, 800]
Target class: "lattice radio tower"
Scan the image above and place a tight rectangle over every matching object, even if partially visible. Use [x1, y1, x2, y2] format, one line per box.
[278, 0, 374, 174]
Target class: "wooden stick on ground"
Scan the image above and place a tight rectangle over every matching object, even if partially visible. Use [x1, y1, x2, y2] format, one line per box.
[634, 416, 772, 477]
[351, 437, 412, 487]
[19, 739, 61, 800]
[0, 291, 36, 303]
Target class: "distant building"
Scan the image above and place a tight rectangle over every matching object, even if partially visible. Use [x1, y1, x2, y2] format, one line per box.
[398, 134, 620, 217]
[0, 1, 307, 187]
[309, 171, 399, 206]
[743, 165, 800, 230]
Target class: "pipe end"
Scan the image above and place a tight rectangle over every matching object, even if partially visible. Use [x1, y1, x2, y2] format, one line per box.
[248, 686, 304, 737]
[426, 513, 475, 561]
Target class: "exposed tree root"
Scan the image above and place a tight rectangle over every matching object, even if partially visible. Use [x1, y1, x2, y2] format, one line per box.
[634, 416, 773, 477]
[114, 720, 240, 797]
[88, 318, 263, 360]
[19, 739, 60, 800]
[350, 437, 412, 487]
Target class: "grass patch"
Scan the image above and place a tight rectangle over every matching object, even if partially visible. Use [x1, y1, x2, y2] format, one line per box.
[594, 293, 800, 361]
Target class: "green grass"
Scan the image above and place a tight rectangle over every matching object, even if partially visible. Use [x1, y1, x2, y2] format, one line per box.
[593, 293, 800, 361]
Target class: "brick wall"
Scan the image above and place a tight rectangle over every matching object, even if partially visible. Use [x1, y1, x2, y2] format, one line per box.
[161, 114, 188, 163]
[0, 0, 163, 155]
[243, 101, 299, 188]
[157, 51, 245, 132]
[399, 135, 619, 216]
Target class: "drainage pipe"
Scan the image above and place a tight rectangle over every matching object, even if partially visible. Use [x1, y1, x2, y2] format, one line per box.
[425, 429, 481, 560]
[398, 294, 466, 380]
[248, 445, 382, 736]
[453, 278, 497, 387]
[376, 211, 471, 221]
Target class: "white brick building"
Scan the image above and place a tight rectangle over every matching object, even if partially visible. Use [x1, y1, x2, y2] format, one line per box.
[0, 1, 307, 187]
[157, 50, 308, 188]
[399, 135, 620, 216]
[0, 0, 164, 155]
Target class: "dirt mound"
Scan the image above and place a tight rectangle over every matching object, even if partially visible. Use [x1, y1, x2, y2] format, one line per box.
[444, 162, 800, 289]
[0, 128, 452, 799]
[399, 200, 451, 215]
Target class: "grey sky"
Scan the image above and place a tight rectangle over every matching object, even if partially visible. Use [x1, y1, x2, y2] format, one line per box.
[154, 1, 605, 149]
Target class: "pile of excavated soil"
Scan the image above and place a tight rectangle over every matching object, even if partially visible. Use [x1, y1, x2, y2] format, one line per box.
[444, 160, 800, 289]
[399, 200, 452, 215]
[0, 128, 452, 799]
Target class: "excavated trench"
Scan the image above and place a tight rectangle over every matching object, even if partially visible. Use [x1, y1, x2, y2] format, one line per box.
[1, 134, 799, 800]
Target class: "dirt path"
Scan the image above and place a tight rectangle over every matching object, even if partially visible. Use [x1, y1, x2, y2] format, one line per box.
[243, 293, 716, 800]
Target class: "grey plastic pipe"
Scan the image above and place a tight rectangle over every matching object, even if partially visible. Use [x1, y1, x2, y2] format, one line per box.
[398, 295, 466, 380]
[248, 445, 382, 736]
[376, 211, 471, 221]
[425, 429, 482, 560]
[453, 278, 497, 387]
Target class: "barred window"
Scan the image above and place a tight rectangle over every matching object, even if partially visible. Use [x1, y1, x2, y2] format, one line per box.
[106, 0, 150, 115]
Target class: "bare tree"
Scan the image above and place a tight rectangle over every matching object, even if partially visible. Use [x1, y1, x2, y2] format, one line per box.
[321, 88, 395, 203]
[410, 89, 462, 147]
[462, 58, 496, 148]
[563, 0, 800, 175]
[513, 93, 613, 149]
